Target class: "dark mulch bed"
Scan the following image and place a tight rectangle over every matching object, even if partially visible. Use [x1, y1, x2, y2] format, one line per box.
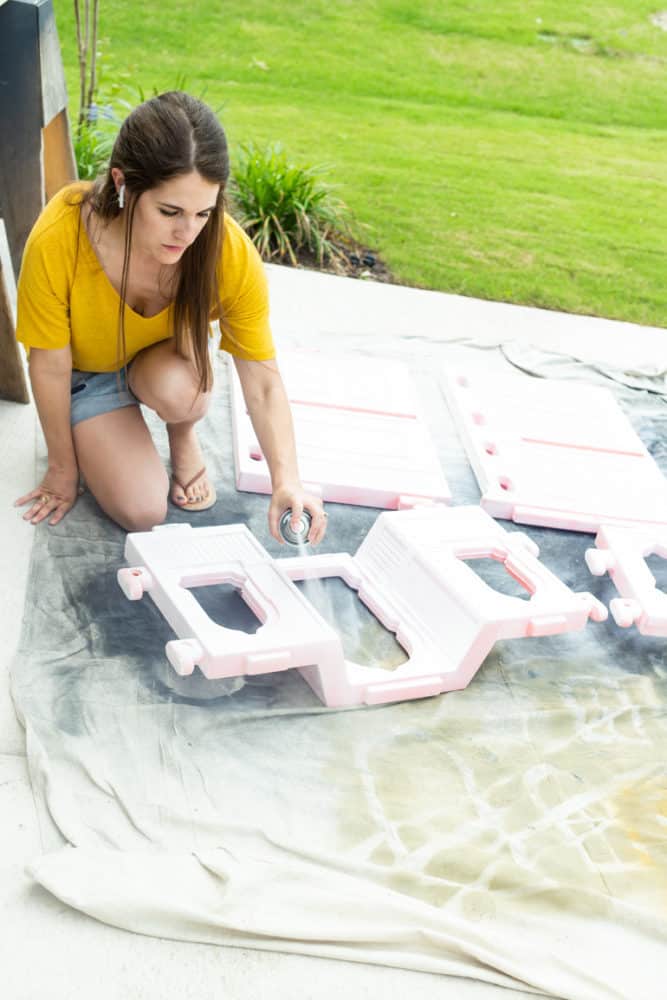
[270, 237, 396, 285]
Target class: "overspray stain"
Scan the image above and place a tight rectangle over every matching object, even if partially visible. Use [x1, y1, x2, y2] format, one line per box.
[296, 575, 408, 670]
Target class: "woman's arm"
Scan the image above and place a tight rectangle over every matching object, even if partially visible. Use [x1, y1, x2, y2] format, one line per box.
[233, 357, 328, 545]
[14, 346, 81, 526]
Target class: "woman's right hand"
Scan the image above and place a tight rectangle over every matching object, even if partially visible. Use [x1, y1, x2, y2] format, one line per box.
[15, 466, 83, 526]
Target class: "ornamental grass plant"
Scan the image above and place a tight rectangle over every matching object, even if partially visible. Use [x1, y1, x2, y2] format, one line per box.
[230, 144, 350, 268]
[73, 111, 118, 180]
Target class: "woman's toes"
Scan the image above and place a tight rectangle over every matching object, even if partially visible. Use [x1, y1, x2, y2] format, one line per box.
[170, 482, 186, 504]
[188, 482, 208, 503]
[169, 468, 213, 508]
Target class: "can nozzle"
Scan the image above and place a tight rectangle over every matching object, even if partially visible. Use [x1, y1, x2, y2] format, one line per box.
[279, 508, 312, 546]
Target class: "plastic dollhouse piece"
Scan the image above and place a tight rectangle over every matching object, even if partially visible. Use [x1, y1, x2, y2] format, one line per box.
[585, 527, 667, 635]
[442, 368, 667, 533]
[230, 349, 451, 509]
[280, 505, 607, 702]
[117, 524, 346, 698]
[118, 510, 605, 707]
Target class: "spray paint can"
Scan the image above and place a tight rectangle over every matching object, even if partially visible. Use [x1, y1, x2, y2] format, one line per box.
[279, 508, 312, 546]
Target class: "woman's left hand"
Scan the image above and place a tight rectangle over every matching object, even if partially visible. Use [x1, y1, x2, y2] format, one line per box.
[269, 483, 328, 545]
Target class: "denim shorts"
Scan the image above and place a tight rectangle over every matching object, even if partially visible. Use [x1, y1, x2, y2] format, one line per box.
[70, 367, 140, 427]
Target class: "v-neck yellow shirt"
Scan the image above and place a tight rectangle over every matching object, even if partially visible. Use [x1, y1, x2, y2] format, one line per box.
[16, 183, 275, 371]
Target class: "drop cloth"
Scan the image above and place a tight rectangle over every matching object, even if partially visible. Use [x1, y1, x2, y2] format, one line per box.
[11, 335, 667, 1000]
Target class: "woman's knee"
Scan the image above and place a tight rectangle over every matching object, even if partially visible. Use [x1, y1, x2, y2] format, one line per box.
[156, 383, 211, 425]
[130, 349, 211, 424]
[111, 497, 168, 532]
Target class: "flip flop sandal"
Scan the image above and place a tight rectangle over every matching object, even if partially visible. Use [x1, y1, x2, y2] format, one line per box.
[170, 466, 217, 512]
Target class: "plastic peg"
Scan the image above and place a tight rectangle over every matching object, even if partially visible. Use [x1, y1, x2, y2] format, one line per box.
[579, 593, 608, 623]
[117, 566, 153, 600]
[165, 638, 203, 676]
[585, 548, 614, 577]
[609, 598, 641, 629]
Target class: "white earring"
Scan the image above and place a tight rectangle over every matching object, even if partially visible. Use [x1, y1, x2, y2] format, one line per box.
[118, 184, 126, 209]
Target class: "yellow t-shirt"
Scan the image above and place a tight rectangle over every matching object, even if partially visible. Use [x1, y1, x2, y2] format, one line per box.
[15, 183, 275, 371]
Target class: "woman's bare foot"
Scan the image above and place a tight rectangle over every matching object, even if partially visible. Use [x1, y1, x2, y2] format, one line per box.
[167, 424, 215, 508]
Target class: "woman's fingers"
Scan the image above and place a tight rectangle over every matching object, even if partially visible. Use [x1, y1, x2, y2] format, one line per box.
[48, 500, 71, 526]
[315, 513, 329, 545]
[309, 512, 328, 545]
[16, 468, 82, 526]
[25, 495, 57, 525]
[23, 504, 45, 523]
[19, 489, 75, 526]
[268, 501, 283, 543]
[302, 499, 329, 545]
[14, 489, 41, 508]
[289, 499, 305, 531]
[21, 497, 44, 521]
[269, 489, 329, 546]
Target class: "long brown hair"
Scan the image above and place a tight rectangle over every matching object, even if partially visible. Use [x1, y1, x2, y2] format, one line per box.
[82, 91, 229, 392]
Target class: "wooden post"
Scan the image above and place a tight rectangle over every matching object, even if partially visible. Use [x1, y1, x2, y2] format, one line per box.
[37, 0, 77, 200]
[43, 108, 78, 202]
[0, 0, 77, 403]
[0, 220, 29, 403]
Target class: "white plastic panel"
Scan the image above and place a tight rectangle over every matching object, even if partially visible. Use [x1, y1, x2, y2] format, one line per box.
[443, 368, 667, 532]
[585, 526, 667, 636]
[231, 350, 451, 509]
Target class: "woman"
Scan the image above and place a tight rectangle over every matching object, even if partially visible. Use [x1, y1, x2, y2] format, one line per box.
[14, 91, 327, 545]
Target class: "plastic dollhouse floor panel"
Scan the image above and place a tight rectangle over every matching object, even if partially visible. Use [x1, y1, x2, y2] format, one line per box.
[585, 526, 667, 635]
[118, 509, 605, 708]
[442, 368, 667, 532]
[230, 350, 451, 508]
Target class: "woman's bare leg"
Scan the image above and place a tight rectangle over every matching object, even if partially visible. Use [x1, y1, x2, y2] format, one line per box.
[128, 340, 213, 506]
[73, 406, 169, 531]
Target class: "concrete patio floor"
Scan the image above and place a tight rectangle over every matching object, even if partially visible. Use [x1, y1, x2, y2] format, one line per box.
[1, 264, 664, 1000]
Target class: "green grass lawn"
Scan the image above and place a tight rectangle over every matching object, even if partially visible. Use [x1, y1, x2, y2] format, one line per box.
[54, 0, 667, 326]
